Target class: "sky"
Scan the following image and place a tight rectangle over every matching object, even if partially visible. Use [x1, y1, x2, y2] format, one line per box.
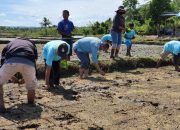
[0, 0, 149, 27]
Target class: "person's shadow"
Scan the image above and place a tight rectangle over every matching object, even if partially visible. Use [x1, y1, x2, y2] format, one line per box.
[0, 103, 42, 122]
[48, 85, 79, 101]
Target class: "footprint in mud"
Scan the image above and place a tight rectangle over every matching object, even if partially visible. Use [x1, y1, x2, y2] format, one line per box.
[53, 112, 80, 124]
[88, 126, 104, 130]
[100, 91, 114, 98]
[17, 124, 40, 129]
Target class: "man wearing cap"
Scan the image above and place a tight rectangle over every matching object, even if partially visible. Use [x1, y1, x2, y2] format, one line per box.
[57, 10, 74, 61]
[156, 40, 180, 71]
[43, 40, 70, 89]
[0, 37, 38, 113]
[73, 37, 110, 78]
[110, 6, 126, 58]
[101, 34, 112, 44]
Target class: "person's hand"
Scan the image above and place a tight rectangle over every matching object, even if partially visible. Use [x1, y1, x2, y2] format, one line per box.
[99, 70, 105, 76]
[43, 84, 50, 90]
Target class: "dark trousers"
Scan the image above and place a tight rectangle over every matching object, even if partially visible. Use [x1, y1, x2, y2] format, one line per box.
[45, 60, 60, 86]
[62, 38, 73, 56]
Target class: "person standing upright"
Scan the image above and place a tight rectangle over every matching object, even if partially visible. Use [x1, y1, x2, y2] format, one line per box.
[57, 10, 74, 61]
[110, 6, 126, 58]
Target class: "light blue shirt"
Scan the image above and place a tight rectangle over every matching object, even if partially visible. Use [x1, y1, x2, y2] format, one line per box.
[43, 40, 70, 66]
[164, 40, 180, 55]
[73, 37, 103, 64]
[124, 30, 136, 43]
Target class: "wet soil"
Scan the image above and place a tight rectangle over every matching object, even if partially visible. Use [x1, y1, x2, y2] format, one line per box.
[0, 44, 163, 65]
[0, 66, 180, 130]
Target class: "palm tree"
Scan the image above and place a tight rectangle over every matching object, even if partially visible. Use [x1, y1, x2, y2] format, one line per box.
[40, 17, 51, 35]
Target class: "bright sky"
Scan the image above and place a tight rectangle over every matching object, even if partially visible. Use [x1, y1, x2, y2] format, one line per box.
[0, 0, 149, 27]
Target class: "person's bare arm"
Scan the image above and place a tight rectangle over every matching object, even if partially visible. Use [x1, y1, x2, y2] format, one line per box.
[94, 63, 105, 75]
[156, 59, 163, 68]
[45, 66, 51, 89]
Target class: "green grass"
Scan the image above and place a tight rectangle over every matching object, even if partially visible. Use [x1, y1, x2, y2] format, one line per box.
[36, 57, 173, 78]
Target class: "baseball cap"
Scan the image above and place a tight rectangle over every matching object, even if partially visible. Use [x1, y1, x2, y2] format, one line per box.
[58, 44, 68, 58]
[101, 34, 112, 43]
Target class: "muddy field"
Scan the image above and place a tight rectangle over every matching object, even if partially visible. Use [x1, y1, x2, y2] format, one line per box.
[0, 43, 163, 65]
[0, 66, 180, 130]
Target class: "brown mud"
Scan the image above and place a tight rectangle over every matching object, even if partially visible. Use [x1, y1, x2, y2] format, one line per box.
[0, 66, 180, 130]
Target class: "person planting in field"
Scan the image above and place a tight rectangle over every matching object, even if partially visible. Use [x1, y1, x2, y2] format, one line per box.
[57, 10, 74, 61]
[156, 40, 180, 71]
[110, 6, 126, 58]
[0, 37, 38, 113]
[43, 40, 70, 90]
[124, 23, 136, 57]
[73, 36, 110, 79]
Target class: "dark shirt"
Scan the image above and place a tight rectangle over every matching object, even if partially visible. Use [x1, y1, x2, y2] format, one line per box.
[57, 19, 74, 38]
[1, 38, 38, 66]
[111, 13, 125, 33]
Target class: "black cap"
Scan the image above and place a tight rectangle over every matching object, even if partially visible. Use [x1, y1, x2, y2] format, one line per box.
[58, 44, 68, 58]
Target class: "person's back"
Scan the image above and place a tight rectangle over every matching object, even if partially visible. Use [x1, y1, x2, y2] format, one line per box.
[4, 38, 37, 65]
[164, 40, 180, 55]
[43, 40, 70, 63]
[73, 37, 102, 54]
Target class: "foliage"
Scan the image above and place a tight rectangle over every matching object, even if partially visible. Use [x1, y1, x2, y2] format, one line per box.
[40, 17, 51, 35]
[123, 0, 138, 21]
[0, 0, 179, 36]
[148, 0, 172, 23]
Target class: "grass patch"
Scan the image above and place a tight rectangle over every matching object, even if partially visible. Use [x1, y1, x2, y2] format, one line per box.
[36, 57, 173, 79]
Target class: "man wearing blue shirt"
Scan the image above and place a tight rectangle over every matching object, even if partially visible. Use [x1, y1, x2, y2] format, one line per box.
[73, 36, 111, 78]
[156, 40, 180, 71]
[57, 10, 74, 60]
[43, 40, 70, 89]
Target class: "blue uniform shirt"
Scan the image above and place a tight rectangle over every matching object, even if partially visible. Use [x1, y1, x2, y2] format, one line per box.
[124, 29, 136, 44]
[73, 37, 103, 64]
[43, 40, 70, 66]
[164, 40, 180, 55]
[57, 20, 74, 36]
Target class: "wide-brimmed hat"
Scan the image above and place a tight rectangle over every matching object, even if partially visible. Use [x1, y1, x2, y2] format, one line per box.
[116, 6, 125, 12]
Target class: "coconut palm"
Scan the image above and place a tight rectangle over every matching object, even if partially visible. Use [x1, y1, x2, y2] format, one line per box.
[40, 17, 51, 35]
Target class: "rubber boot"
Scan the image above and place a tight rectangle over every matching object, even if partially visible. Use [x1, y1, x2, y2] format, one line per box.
[115, 49, 119, 57]
[127, 48, 132, 57]
[110, 49, 115, 58]
[126, 49, 128, 56]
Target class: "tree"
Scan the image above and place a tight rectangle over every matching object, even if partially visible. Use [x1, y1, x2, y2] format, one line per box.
[123, 0, 138, 21]
[148, 0, 172, 23]
[171, 0, 180, 12]
[136, 3, 150, 24]
[40, 17, 51, 35]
